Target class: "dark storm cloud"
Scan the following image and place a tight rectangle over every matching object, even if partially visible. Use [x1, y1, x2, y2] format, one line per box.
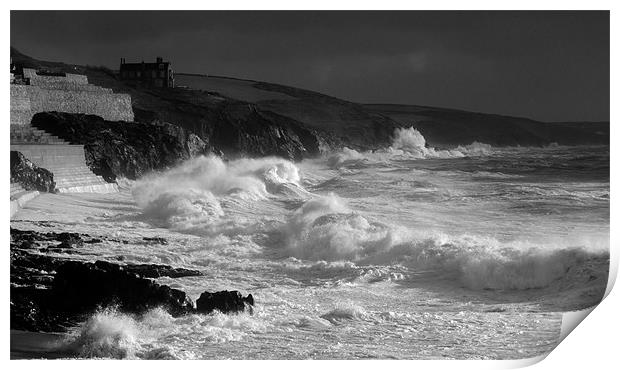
[11, 11, 609, 121]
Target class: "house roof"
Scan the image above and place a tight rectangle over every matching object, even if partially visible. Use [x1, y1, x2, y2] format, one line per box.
[120, 62, 171, 71]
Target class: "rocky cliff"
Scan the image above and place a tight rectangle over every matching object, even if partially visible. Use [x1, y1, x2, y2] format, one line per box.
[10, 151, 56, 193]
[31, 112, 208, 182]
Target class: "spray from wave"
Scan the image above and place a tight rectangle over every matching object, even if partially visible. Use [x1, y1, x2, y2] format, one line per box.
[57, 306, 268, 359]
[327, 127, 492, 168]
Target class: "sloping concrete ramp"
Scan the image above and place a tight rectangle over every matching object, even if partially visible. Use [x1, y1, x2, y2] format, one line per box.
[10, 182, 39, 218]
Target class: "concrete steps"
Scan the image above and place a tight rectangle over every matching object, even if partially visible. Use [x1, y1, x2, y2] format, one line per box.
[10, 124, 69, 145]
[11, 144, 91, 168]
[56, 182, 118, 194]
[36, 164, 118, 193]
[54, 174, 114, 188]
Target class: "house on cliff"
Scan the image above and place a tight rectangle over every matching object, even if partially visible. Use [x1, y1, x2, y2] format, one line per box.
[119, 57, 175, 88]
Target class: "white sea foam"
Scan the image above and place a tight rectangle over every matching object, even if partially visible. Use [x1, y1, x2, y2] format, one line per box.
[326, 147, 369, 168]
[455, 141, 493, 156]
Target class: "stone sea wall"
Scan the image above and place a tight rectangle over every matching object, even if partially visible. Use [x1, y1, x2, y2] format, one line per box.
[10, 85, 134, 125]
[10, 85, 32, 126]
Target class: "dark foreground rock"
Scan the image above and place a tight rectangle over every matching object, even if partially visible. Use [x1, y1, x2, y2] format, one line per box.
[31, 111, 208, 182]
[196, 291, 255, 315]
[10, 228, 254, 332]
[10, 151, 56, 193]
[53, 260, 195, 316]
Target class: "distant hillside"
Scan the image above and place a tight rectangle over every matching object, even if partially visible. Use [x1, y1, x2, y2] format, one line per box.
[174, 75, 609, 148]
[175, 73, 400, 149]
[11, 48, 609, 154]
[365, 104, 609, 147]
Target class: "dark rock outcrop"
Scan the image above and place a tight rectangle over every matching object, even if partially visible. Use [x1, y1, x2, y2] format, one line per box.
[122, 263, 202, 279]
[53, 260, 195, 316]
[10, 228, 254, 333]
[10, 151, 56, 193]
[31, 112, 208, 182]
[142, 236, 168, 245]
[196, 290, 254, 315]
[203, 102, 322, 160]
[11, 228, 88, 251]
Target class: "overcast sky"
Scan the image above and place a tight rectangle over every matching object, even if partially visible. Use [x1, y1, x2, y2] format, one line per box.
[11, 11, 609, 122]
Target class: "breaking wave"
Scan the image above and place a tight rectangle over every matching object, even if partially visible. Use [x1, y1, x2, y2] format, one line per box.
[132, 155, 307, 231]
[320, 303, 368, 323]
[58, 307, 267, 359]
[281, 194, 608, 290]
[327, 127, 492, 168]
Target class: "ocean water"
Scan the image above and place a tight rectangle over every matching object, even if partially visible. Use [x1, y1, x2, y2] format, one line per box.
[11, 128, 609, 360]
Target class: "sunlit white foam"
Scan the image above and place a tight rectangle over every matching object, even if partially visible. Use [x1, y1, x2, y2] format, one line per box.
[320, 302, 368, 323]
[58, 306, 268, 359]
[455, 141, 493, 156]
[326, 147, 369, 168]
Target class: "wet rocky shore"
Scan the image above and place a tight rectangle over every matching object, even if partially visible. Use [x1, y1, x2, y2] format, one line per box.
[10, 227, 254, 333]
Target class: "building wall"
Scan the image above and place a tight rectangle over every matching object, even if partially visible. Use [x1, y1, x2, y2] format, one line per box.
[119, 62, 174, 88]
[10, 85, 33, 126]
[23, 68, 89, 85]
[10, 85, 134, 125]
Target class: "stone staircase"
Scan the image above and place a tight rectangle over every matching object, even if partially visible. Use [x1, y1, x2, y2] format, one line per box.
[43, 164, 118, 193]
[10, 124, 67, 144]
[10, 124, 118, 194]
